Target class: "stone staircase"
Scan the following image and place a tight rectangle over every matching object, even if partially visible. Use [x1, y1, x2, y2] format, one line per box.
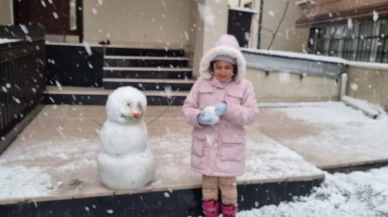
[44, 45, 194, 106]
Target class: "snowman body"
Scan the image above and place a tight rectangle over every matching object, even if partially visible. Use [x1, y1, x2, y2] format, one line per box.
[97, 86, 155, 190]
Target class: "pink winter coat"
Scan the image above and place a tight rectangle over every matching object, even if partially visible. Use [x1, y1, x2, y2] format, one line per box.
[181, 34, 259, 177]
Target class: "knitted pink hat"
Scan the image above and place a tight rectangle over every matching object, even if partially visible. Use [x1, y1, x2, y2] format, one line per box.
[199, 34, 246, 82]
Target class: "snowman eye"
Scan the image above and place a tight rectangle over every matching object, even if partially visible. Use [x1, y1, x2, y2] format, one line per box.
[127, 103, 131, 107]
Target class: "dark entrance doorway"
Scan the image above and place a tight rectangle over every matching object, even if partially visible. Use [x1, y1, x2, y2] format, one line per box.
[13, 0, 83, 43]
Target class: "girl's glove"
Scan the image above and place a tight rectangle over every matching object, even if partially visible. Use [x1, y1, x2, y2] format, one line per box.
[215, 102, 227, 116]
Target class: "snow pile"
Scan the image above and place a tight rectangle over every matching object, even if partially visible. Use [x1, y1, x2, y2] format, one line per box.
[239, 166, 388, 217]
[0, 38, 20, 44]
[341, 96, 383, 119]
[0, 166, 55, 199]
[0, 138, 98, 201]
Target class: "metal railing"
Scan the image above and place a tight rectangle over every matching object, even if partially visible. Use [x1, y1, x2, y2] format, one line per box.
[0, 25, 45, 153]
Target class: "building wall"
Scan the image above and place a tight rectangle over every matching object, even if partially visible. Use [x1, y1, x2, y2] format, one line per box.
[347, 66, 388, 111]
[83, 0, 196, 47]
[296, 0, 388, 26]
[0, 0, 13, 25]
[298, 0, 388, 18]
[246, 68, 340, 102]
[192, 0, 229, 77]
[260, 0, 309, 52]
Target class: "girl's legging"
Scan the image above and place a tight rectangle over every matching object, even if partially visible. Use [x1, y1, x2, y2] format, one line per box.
[202, 175, 237, 205]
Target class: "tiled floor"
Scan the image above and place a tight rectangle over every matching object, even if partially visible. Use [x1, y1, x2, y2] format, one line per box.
[0, 105, 324, 205]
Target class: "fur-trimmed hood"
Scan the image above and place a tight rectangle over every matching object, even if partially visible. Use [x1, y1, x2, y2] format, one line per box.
[199, 34, 246, 82]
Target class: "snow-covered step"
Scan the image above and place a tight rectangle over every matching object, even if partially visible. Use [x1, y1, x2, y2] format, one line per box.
[102, 78, 195, 91]
[104, 55, 190, 68]
[44, 86, 188, 106]
[103, 66, 193, 79]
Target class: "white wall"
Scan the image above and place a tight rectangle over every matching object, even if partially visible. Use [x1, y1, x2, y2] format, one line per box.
[0, 0, 13, 25]
[260, 0, 309, 52]
[83, 0, 196, 47]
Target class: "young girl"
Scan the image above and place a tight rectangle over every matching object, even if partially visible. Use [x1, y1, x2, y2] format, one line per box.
[181, 34, 259, 217]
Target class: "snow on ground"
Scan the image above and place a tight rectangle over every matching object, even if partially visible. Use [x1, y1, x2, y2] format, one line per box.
[0, 166, 55, 199]
[275, 102, 388, 156]
[239, 137, 323, 182]
[239, 166, 388, 217]
[0, 138, 98, 200]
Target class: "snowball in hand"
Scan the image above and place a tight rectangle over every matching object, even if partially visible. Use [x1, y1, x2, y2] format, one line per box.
[202, 106, 220, 123]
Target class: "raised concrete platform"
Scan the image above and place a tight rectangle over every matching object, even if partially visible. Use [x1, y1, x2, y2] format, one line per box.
[257, 102, 388, 172]
[0, 106, 323, 217]
[1, 103, 387, 216]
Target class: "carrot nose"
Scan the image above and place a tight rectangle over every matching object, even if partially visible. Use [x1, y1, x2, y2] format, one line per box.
[132, 112, 142, 117]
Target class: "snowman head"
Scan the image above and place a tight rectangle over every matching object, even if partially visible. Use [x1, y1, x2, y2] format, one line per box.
[106, 86, 147, 124]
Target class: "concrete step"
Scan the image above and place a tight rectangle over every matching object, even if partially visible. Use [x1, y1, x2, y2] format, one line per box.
[102, 78, 195, 91]
[103, 66, 193, 79]
[104, 55, 190, 68]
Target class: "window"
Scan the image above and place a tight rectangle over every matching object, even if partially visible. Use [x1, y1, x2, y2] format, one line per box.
[308, 19, 388, 63]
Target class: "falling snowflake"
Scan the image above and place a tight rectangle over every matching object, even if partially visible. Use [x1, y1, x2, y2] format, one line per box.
[84, 42, 92, 56]
[41, 0, 46, 7]
[347, 18, 353, 29]
[106, 209, 113, 214]
[184, 32, 189, 41]
[351, 83, 358, 91]
[13, 97, 21, 104]
[20, 25, 29, 34]
[164, 192, 170, 198]
[92, 8, 97, 15]
[55, 80, 63, 90]
[373, 10, 379, 21]
[269, 10, 275, 16]
[279, 72, 291, 83]
[197, 3, 215, 26]
[245, 32, 250, 41]
[53, 12, 58, 19]
[164, 86, 173, 99]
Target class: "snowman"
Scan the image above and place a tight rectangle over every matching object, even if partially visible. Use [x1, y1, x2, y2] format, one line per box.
[97, 86, 155, 190]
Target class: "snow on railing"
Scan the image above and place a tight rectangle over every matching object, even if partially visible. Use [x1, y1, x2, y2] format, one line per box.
[241, 48, 388, 77]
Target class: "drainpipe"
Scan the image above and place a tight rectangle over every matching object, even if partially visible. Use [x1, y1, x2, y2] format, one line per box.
[339, 73, 380, 119]
[257, 0, 264, 49]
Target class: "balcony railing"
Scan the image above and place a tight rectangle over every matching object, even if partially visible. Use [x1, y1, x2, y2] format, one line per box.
[0, 24, 45, 154]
